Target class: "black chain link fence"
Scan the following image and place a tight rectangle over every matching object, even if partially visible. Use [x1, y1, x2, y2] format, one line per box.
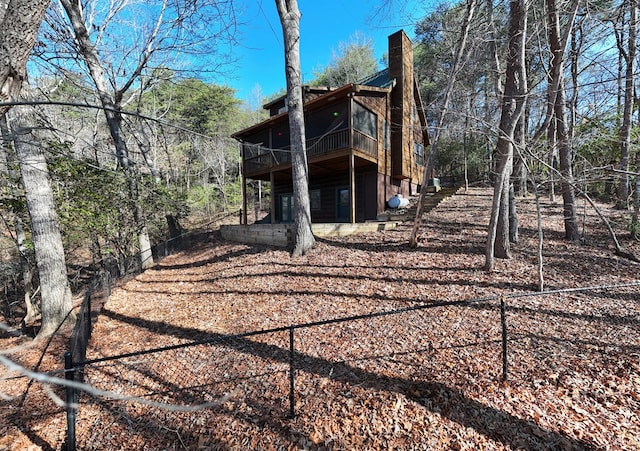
[61, 281, 640, 450]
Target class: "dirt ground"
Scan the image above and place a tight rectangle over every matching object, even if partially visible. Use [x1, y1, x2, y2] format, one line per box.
[1, 187, 639, 450]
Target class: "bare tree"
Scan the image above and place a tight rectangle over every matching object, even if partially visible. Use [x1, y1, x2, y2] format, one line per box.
[1, 0, 76, 337]
[275, 0, 315, 256]
[12, 113, 75, 337]
[546, 0, 580, 242]
[485, 0, 527, 271]
[56, 0, 156, 269]
[634, 156, 640, 238]
[616, 0, 637, 208]
[0, 116, 38, 326]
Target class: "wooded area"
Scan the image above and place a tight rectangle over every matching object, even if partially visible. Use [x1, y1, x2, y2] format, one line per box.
[1, 0, 640, 448]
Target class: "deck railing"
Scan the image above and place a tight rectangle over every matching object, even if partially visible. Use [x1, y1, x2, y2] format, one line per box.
[243, 128, 377, 174]
[353, 129, 377, 158]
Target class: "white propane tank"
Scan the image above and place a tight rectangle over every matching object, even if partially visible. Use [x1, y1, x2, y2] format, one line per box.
[388, 194, 410, 209]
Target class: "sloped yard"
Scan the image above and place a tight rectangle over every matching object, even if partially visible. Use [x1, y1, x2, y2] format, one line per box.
[2, 187, 639, 450]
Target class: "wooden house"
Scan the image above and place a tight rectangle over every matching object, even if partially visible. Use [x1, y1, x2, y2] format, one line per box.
[232, 30, 430, 224]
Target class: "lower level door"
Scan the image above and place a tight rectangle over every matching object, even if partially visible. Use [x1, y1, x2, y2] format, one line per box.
[336, 187, 350, 222]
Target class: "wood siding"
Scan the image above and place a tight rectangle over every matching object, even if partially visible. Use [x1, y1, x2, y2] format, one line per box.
[273, 166, 378, 223]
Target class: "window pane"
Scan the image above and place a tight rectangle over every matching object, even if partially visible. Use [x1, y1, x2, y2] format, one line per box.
[414, 142, 425, 166]
[310, 189, 321, 210]
[353, 102, 377, 139]
[281, 194, 294, 222]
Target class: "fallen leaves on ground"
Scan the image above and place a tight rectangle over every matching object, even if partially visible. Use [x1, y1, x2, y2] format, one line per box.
[1, 187, 639, 450]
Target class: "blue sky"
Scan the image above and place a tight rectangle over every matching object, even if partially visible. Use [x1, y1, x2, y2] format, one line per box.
[230, 0, 433, 105]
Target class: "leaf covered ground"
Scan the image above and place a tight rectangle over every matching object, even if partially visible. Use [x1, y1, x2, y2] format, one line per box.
[1, 187, 639, 450]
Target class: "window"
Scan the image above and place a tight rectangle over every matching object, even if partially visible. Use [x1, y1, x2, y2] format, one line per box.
[305, 104, 348, 139]
[414, 142, 425, 166]
[280, 193, 294, 223]
[353, 102, 377, 140]
[310, 189, 321, 211]
[383, 119, 390, 150]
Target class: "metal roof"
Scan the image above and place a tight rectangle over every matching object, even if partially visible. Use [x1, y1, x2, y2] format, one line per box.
[357, 68, 394, 89]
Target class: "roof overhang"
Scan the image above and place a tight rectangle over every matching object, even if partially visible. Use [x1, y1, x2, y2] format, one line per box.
[232, 83, 393, 140]
[262, 86, 333, 110]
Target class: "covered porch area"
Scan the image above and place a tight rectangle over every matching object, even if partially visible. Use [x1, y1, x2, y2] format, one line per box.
[241, 135, 382, 225]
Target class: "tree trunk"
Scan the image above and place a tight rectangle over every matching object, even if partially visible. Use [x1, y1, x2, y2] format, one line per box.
[0, 0, 49, 116]
[486, 161, 511, 270]
[508, 183, 518, 243]
[548, 123, 556, 202]
[495, 174, 512, 258]
[547, 0, 580, 242]
[463, 95, 471, 192]
[485, 0, 527, 271]
[59, 0, 154, 269]
[555, 93, 580, 242]
[512, 107, 527, 197]
[568, 18, 583, 146]
[510, 94, 527, 242]
[275, 0, 315, 257]
[633, 157, 640, 238]
[616, 0, 637, 208]
[534, 182, 544, 291]
[14, 121, 74, 338]
[0, 115, 37, 325]
[16, 213, 38, 325]
[129, 176, 154, 270]
[58, 0, 129, 166]
[0, 0, 50, 328]
[138, 223, 154, 269]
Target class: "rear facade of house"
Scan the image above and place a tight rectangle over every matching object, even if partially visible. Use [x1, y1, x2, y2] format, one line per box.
[232, 30, 429, 224]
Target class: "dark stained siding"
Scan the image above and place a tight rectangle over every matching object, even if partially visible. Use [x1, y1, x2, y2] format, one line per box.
[309, 173, 350, 223]
[356, 167, 378, 221]
[272, 167, 378, 223]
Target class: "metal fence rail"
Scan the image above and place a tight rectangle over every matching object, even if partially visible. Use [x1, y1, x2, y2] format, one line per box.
[62, 281, 640, 450]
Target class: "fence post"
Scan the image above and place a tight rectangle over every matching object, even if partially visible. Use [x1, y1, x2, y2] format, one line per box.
[103, 270, 111, 298]
[289, 326, 296, 418]
[87, 288, 92, 334]
[64, 351, 77, 451]
[500, 297, 508, 382]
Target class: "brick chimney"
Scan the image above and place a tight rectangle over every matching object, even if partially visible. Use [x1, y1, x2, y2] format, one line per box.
[388, 30, 414, 180]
